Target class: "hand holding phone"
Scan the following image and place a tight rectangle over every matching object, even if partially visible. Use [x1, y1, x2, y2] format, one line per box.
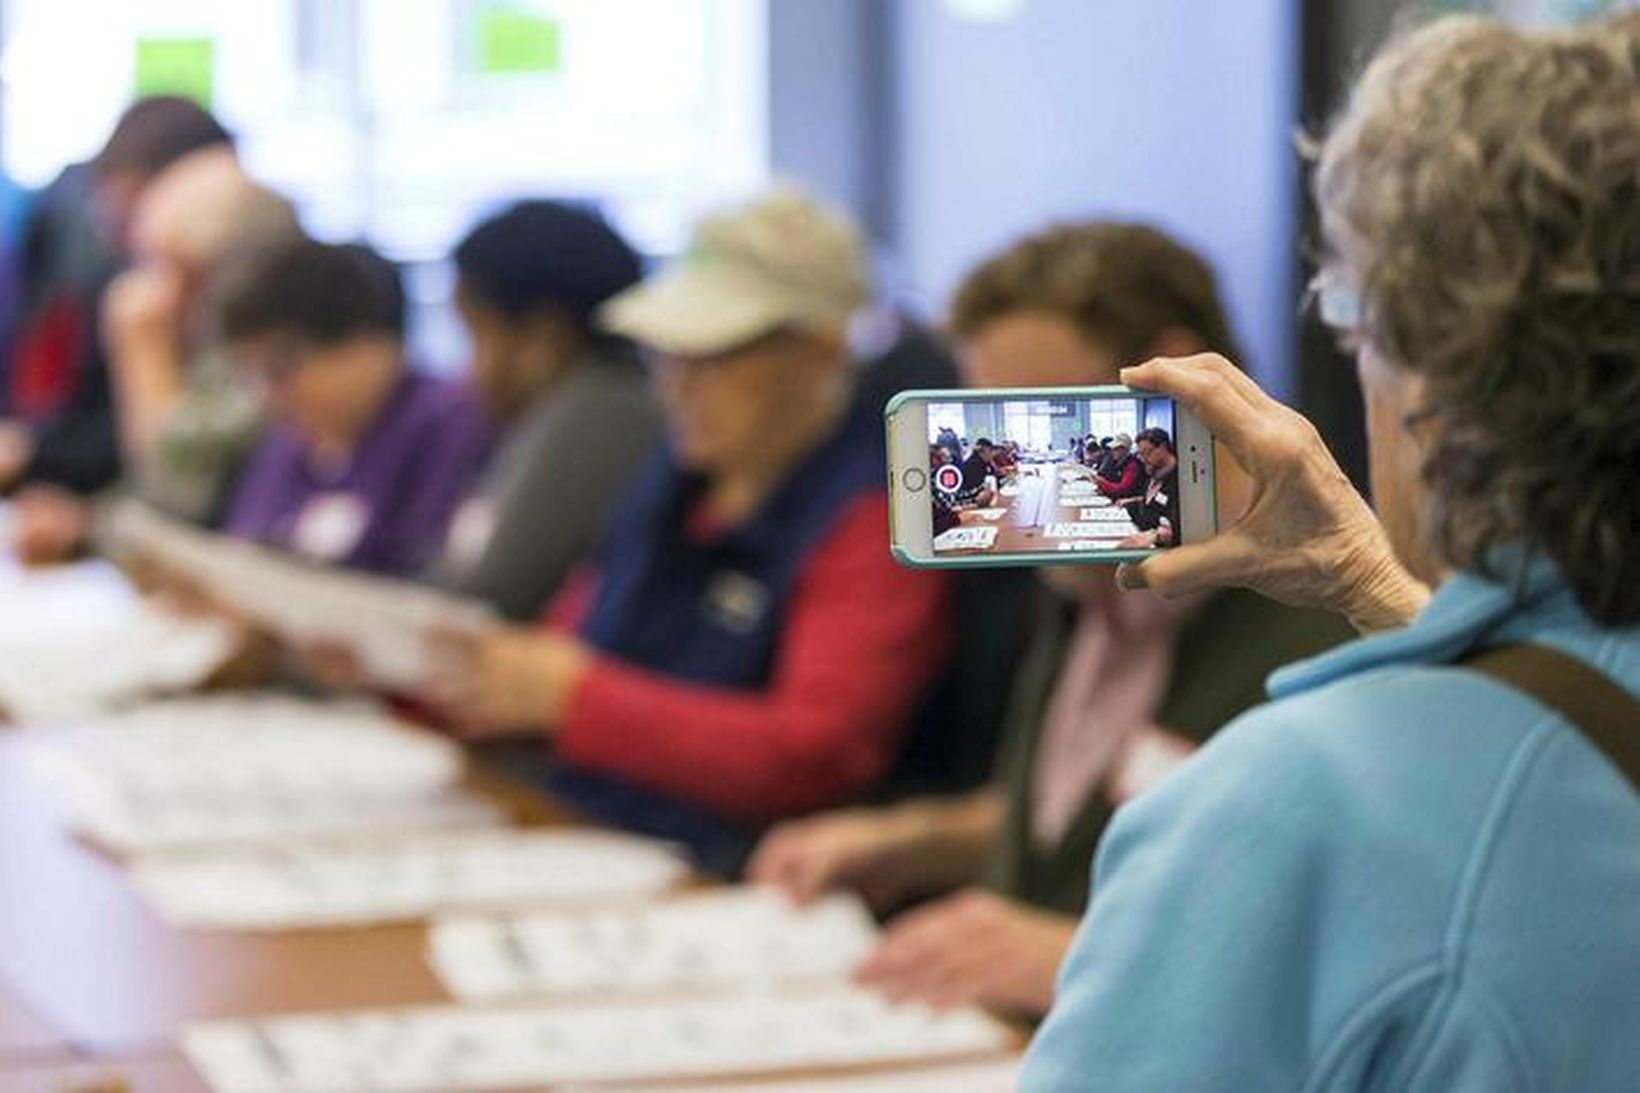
[1108, 355, 1429, 632]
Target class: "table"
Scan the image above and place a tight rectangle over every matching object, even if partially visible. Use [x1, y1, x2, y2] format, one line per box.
[0, 735, 564, 1059]
[941, 462, 1139, 556]
[0, 984, 68, 1067]
[0, 733, 1019, 1091]
[0, 1051, 202, 1092]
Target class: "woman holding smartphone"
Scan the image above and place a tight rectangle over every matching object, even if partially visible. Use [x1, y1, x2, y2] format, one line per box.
[749, 221, 1352, 1018]
[1024, 12, 1639, 1090]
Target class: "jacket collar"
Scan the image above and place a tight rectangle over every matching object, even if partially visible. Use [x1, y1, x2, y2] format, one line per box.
[1267, 550, 1584, 700]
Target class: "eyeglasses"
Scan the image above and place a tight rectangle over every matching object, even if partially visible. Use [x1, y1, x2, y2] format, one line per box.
[1308, 271, 1362, 332]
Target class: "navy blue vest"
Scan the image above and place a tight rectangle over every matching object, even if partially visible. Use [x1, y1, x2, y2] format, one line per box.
[547, 391, 889, 873]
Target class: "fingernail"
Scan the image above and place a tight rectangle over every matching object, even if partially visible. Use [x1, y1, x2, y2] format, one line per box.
[1115, 564, 1148, 591]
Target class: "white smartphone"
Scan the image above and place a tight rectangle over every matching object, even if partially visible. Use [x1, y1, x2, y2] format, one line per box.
[886, 386, 1216, 567]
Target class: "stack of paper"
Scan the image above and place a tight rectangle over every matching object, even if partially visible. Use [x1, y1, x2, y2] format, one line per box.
[183, 988, 1012, 1092]
[1076, 506, 1131, 522]
[25, 695, 499, 852]
[0, 561, 233, 723]
[1044, 522, 1132, 540]
[132, 830, 688, 930]
[932, 526, 999, 552]
[105, 501, 494, 690]
[429, 889, 878, 1000]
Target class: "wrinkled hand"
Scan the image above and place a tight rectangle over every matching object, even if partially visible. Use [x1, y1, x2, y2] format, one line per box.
[103, 264, 185, 363]
[748, 809, 936, 911]
[11, 485, 92, 564]
[1116, 354, 1429, 632]
[854, 889, 1076, 1017]
[420, 625, 591, 739]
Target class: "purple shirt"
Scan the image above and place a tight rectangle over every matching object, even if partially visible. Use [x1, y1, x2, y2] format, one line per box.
[225, 371, 494, 576]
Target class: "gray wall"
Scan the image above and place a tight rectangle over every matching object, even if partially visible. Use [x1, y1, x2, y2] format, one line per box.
[886, 0, 1300, 397]
[768, 0, 1300, 396]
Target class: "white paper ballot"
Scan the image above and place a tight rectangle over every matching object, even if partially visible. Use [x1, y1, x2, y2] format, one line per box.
[25, 695, 498, 852]
[429, 889, 878, 1001]
[932, 526, 999, 552]
[132, 830, 688, 930]
[1044, 522, 1133, 540]
[964, 508, 1007, 521]
[566, 1058, 1020, 1093]
[0, 561, 233, 723]
[1077, 507, 1131, 522]
[104, 501, 495, 690]
[183, 988, 1012, 1092]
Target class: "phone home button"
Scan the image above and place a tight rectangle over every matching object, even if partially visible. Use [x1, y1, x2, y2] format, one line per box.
[902, 467, 927, 493]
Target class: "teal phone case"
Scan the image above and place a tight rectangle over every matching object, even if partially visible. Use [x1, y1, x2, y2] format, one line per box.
[883, 385, 1216, 569]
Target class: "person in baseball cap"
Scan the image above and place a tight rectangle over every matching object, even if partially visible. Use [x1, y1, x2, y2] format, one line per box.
[600, 183, 869, 357]
[422, 186, 952, 873]
[596, 184, 873, 483]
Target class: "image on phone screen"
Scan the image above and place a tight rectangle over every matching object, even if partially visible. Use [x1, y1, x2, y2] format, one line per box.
[924, 394, 1183, 557]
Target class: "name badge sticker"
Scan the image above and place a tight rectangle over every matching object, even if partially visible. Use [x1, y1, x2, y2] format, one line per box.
[444, 497, 497, 573]
[292, 493, 370, 562]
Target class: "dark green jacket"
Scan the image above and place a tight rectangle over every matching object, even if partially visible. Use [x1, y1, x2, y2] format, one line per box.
[983, 586, 1354, 914]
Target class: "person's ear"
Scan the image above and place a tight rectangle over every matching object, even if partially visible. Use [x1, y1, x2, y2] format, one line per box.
[1147, 327, 1207, 361]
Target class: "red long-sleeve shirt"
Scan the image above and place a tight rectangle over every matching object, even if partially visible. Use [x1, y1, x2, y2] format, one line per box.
[1096, 456, 1143, 499]
[545, 495, 950, 821]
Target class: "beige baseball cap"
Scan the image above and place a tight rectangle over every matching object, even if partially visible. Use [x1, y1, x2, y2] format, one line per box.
[600, 185, 871, 357]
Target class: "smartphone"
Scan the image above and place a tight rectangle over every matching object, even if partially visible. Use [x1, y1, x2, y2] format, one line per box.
[885, 386, 1216, 567]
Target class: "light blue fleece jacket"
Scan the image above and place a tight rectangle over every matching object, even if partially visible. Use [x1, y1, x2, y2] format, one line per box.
[1021, 559, 1639, 1092]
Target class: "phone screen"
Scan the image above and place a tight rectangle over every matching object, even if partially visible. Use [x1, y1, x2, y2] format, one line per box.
[925, 394, 1185, 557]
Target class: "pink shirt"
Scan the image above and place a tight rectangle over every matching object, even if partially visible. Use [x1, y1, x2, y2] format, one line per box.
[1031, 579, 1201, 847]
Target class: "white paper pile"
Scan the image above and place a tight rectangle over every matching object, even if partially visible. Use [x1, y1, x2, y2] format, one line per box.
[1076, 507, 1133, 522]
[183, 988, 1012, 1092]
[132, 829, 687, 930]
[0, 561, 233, 723]
[25, 695, 499, 852]
[931, 526, 999, 552]
[566, 1058, 1020, 1093]
[1043, 522, 1134, 540]
[106, 502, 494, 689]
[430, 889, 878, 1001]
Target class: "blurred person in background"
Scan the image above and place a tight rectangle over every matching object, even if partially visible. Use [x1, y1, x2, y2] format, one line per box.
[1093, 432, 1142, 498]
[749, 221, 1351, 1019]
[8, 148, 300, 562]
[1115, 426, 1179, 548]
[421, 188, 951, 875]
[0, 96, 232, 498]
[1025, 12, 1639, 1089]
[433, 200, 662, 621]
[215, 237, 492, 576]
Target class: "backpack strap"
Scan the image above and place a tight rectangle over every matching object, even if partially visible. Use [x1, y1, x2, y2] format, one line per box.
[1458, 644, 1640, 792]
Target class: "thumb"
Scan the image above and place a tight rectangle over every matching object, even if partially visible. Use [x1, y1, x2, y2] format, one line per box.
[1116, 536, 1255, 599]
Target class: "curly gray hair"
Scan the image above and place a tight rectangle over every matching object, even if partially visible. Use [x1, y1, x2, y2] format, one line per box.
[1316, 10, 1640, 624]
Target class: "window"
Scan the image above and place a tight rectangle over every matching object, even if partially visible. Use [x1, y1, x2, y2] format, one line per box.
[0, 0, 769, 365]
